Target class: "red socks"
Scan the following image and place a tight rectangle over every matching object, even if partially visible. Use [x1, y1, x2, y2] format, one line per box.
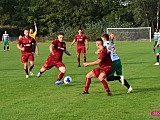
[101, 79, 111, 94]
[84, 78, 91, 92]
[57, 72, 64, 81]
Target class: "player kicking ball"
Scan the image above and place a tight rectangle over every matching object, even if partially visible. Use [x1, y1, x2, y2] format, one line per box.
[37, 33, 71, 85]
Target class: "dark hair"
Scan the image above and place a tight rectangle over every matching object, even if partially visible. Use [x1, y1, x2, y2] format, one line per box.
[96, 38, 103, 45]
[78, 28, 82, 30]
[58, 32, 64, 36]
[101, 33, 109, 40]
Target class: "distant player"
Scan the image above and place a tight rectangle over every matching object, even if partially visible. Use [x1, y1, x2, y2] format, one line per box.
[81, 38, 112, 96]
[17, 29, 39, 78]
[153, 35, 160, 65]
[109, 32, 115, 44]
[70, 28, 89, 67]
[37, 33, 71, 85]
[101, 34, 133, 93]
[2, 31, 9, 51]
[29, 21, 38, 53]
[153, 29, 159, 53]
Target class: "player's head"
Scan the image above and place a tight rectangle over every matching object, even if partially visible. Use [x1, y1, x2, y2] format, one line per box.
[96, 38, 103, 49]
[4, 31, 7, 34]
[78, 28, 82, 34]
[156, 29, 158, 32]
[101, 33, 109, 41]
[24, 29, 29, 37]
[58, 32, 64, 42]
[29, 28, 33, 34]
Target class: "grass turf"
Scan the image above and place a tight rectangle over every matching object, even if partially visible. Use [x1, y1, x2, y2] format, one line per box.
[0, 41, 160, 120]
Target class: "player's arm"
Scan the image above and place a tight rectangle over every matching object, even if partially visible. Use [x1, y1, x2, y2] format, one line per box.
[107, 46, 116, 53]
[2, 36, 4, 42]
[35, 43, 39, 56]
[17, 43, 24, 51]
[34, 21, 37, 32]
[70, 39, 76, 49]
[83, 59, 101, 67]
[85, 39, 89, 50]
[49, 44, 54, 55]
[65, 49, 71, 56]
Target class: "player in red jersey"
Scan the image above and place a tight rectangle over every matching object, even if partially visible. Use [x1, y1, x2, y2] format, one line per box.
[17, 29, 39, 78]
[81, 38, 112, 96]
[36, 33, 71, 85]
[70, 28, 89, 67]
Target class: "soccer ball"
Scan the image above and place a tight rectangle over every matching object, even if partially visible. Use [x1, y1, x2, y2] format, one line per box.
[64, 76, 72, 84]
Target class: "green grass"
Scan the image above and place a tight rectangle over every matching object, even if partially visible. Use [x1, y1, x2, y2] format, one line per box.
[0, 41, 160, 120]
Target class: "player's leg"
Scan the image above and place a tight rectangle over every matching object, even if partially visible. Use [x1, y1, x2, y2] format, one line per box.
[23, 63, 29, 78]
[115, 60, 133, 93]
[55, 62, 66, 85]
[28, 53, 34, 76]
[76, 48, 81, 67]
[37, 66, 47, 78]
[3, 41, 6, 51]
[82, 47, 86, 62]
[81, 70, 95, 94]
[29, 61, 34, 76]
[21, 54, 29, 78]
[98, 73, 111, 96]
[77, 54, 81, 67]
[153, 40, 157, 53]
[6, 42, 9, 51]
[37, 56, 53, 78]
[54, 66, 65, 85]
[154, 47, 160, 65]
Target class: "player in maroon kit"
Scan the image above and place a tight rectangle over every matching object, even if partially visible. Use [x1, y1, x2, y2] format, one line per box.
[81, 38, 112, 96]
[36, 33, 71, 85]
[70, 28, 89, 67]
[17, 29, 39, 78]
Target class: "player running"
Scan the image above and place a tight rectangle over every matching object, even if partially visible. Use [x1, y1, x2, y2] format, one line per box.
[101, 33, 133, 93]
[2, 31, 10, 51]
[17, 29, 39, 78]
[70, 28, 89, 67]
[81, 38, 112, 96]
[37, 33, 71, 85]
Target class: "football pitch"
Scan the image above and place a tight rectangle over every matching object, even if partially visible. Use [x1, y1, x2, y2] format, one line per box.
[0, 41, 160, 120]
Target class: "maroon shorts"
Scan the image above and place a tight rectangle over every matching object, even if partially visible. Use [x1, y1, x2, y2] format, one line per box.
[76, 46, 86, 55]
[21, 53, 34, 63]
[43, 57, 65, 70]
[92, 66, 112, 78]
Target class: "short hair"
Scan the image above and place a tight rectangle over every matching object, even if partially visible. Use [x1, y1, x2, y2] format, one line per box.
[101, 33, 109, 40]
[58, 32, 64, 36]
[96, 38, 103, 45]
[78, 28, 82, 30]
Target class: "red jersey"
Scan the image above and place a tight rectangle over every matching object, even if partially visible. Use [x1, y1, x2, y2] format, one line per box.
[49, 39, 66, 62]
[74, 34, 87, 47]
[18, 36, 36, 54]
[98, 47, 112, 68]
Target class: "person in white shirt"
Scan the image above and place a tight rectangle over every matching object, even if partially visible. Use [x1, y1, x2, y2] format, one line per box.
[101, 33, 133, 93]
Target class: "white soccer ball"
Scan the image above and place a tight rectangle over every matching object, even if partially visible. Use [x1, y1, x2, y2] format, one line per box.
[64, 76, 72, 84]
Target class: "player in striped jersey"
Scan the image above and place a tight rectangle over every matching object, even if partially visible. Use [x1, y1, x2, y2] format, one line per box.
[101, 34, 133, 93]
[153, 29, 160, 53]
[2, 31, 9, 51]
